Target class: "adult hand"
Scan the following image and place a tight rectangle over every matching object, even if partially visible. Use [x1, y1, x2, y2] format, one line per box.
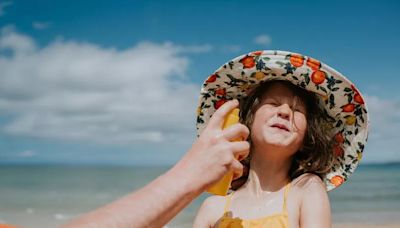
[172, 99, 250, 192]
[63, 99, 250, 228]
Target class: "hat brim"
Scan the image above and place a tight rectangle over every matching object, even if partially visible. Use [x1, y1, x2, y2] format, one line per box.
[196, 50, 369, 191]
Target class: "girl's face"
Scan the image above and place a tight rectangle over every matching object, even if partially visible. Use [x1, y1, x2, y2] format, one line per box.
[250, 82, 307, 157]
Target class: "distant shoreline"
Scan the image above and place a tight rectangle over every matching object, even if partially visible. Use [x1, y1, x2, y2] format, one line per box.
[1, 161, 400, 167]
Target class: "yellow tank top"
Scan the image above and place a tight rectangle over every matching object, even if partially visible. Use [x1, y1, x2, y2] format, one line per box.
[217, 183, 291, 228]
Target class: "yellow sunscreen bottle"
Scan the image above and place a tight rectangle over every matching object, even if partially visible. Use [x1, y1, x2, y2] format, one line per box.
[207, 108, 240, 196]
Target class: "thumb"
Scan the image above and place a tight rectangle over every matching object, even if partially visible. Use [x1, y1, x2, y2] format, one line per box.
[206, 99, 239, 130]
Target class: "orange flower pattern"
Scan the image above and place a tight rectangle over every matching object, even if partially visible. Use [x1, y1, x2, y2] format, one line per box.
[239, 56, 256, 68]
[330, 175, 344, 187]
[196, 50, 369, 191]
[206, 74, 218, 83]
[306, 57, 321, 71]
[289, 54, 304, 67]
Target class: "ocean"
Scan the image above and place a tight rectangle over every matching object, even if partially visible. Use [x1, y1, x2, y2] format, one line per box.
[0, 163, 399, 227]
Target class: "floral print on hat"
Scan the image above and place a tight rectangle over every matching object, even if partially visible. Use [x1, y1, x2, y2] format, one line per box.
[196, 50, 369, 191]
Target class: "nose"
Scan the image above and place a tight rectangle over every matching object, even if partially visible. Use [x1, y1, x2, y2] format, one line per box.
[277, 103, 291, 120]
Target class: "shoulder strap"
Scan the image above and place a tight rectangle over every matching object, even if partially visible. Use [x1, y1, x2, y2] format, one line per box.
[223, 192, 235, 214]
[282, 182, 291, 213]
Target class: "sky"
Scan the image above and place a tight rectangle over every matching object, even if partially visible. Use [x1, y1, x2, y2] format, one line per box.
[0, 0, 399, 165]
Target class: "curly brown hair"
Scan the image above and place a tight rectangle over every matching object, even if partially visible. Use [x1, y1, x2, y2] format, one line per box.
[231, 80, 337, 190]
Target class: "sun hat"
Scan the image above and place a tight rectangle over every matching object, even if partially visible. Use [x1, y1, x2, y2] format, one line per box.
[195, 50, 369, 191]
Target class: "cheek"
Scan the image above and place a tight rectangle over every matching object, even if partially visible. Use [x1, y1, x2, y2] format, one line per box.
[293, 114, 307, 137]
[251, 109, 272, 129]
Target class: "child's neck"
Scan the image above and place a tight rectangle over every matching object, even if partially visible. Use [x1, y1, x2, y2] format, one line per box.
[242, 153, 291, 197]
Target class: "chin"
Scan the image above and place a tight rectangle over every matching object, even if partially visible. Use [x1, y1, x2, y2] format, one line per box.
[262, 133, 297, 148]
[265, 140, 291, 148]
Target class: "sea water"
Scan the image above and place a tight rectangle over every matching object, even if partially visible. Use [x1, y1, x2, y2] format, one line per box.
[0, 163, 399, 227]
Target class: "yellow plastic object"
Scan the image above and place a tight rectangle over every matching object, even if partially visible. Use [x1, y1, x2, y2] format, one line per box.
[207, 108, 240, 196]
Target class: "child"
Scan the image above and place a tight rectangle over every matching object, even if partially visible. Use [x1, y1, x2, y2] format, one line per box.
[193, 50, 369, 228]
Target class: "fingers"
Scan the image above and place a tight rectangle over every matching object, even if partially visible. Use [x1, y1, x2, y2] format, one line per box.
[231, 141, 249, 181]
[231, 159, 244, 180]
[231, 141, 250, 161]
[222, 124, 250, 142]
[233, 164, 249, 181]
[231, 164, 249, 189]
[207, 99, 239, 130]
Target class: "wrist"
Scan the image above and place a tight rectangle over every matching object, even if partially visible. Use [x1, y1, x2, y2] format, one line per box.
[166, 161, 206, 197]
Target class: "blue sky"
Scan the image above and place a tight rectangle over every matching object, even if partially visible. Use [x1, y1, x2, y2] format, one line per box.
[0, 0, 399, 165]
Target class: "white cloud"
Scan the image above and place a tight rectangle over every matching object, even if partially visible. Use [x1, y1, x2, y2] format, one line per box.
[254, 34, 272, 46]
[18, 150, 36, 158]
[1, 27, 397, 164]
[32, 21, 52, 30]
[0, 1, 12, 16]
[0, 25, 36, 54]
[362, 95, 400, 163]
[0, 27, 203, 145]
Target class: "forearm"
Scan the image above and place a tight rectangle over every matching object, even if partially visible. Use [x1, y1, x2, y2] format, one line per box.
[62, 100, 247, 227]
[63, 165, 204, 228]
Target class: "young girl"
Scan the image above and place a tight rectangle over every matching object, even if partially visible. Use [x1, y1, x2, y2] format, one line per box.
[193, 50, 369, 228]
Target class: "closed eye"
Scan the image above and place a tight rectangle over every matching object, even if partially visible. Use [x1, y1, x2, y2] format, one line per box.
[268, 102, 279, 106]
[264, 99, 280, 106]
[293, 107, 306, 114]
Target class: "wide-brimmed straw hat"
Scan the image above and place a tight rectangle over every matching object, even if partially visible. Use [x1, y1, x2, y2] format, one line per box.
[195, 50, 369, 191]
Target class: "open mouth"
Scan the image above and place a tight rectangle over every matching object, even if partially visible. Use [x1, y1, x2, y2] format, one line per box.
[271, 123, 290, 132]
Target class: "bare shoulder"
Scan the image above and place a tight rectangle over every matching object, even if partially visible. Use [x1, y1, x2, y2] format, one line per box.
[291, 173, 326, 193]
[193, 194, 227, 228]
[292, 173, 331, 227]
[291, 173, 328, 208]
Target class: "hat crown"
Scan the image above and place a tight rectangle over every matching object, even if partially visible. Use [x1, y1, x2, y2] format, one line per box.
[196, 50, 369, 191]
